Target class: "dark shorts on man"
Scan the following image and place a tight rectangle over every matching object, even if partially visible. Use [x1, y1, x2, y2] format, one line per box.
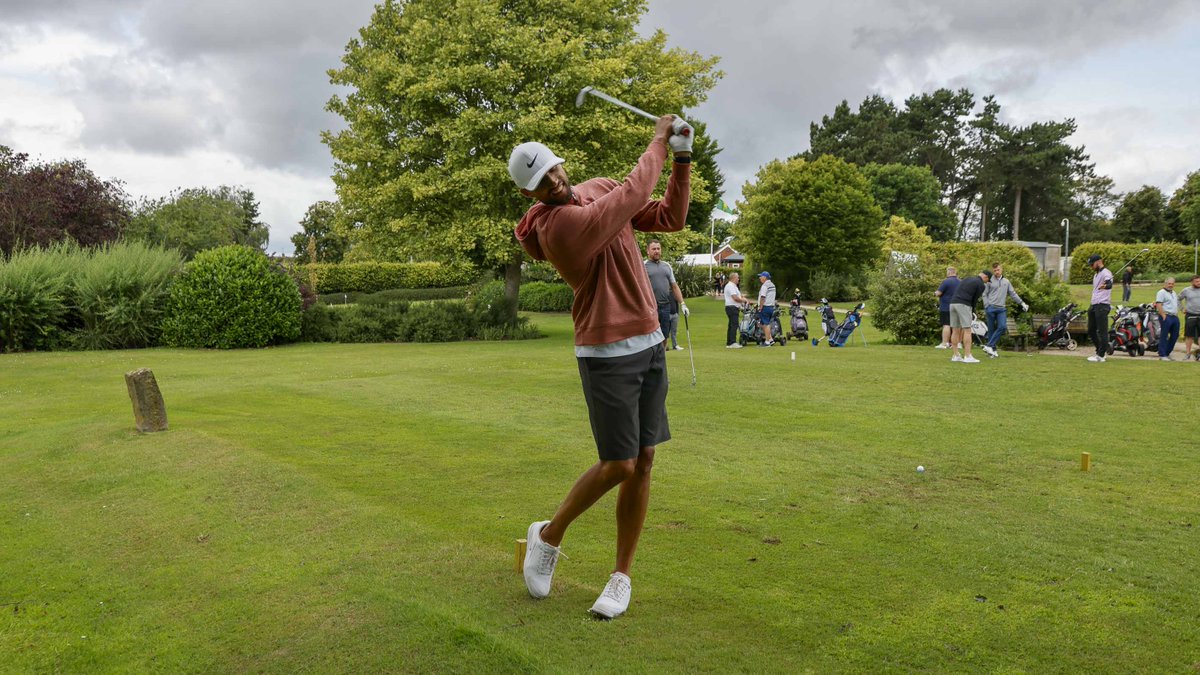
[1186, 315, 1200, 339]
[576, 342, 670, 461]
[759, 306, 775, 324]
[940, 310, 951, 327]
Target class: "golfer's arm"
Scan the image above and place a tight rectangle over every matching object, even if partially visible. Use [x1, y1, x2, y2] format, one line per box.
[671, 282, 684, 306]
[631, 160, 691, 233]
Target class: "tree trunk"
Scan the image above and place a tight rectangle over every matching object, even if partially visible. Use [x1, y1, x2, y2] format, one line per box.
[504, 254, 522, 323]
[980, 192, 988, 242]
[1012, 186, 1023, 241]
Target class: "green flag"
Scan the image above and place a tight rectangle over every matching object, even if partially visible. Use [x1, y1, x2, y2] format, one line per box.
[716, 199, 736, 215]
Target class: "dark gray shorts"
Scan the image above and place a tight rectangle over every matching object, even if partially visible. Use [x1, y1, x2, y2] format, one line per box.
[576, 342, 670, 461]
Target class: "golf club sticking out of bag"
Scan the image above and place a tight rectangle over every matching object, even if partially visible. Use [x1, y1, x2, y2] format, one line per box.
[575, 87, 692, 140]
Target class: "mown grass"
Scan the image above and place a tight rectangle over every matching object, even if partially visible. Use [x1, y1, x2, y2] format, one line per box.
[1, 299, 1197, 672]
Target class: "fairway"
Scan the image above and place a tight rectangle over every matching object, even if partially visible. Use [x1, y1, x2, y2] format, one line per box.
[2, 299, 1197, 672]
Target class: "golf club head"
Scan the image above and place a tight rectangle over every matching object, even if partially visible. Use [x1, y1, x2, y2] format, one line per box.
[575, 86, 594, 108]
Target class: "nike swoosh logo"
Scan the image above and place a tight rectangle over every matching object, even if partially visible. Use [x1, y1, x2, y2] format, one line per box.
[526, 154, 538, 169]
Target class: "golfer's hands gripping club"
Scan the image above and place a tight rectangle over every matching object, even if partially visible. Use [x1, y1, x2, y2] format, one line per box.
[654, 115, 677, 143]
[680, 302, 690, 317]
[669, 117, 694, 154]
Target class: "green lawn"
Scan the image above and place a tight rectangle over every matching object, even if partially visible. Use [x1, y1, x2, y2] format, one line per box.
[2, 299, 1197, 672]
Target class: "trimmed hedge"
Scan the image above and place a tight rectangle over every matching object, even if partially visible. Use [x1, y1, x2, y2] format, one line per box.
[302, 261, 476, 294]
[1068, 242, 1191, 283]
[317, 285, 470, 305]
[928, 242, 1038, 287]
[162, 246, 301, 349]
[519, 282, 574, 312]
[299, 292, 541, 343]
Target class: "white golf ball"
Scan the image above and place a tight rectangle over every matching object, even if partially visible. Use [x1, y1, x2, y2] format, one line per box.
[917, 465, 925, 473]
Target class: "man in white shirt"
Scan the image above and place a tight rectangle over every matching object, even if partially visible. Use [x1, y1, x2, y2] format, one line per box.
[1154, 277, 1180, 361]
[757, 271, 777, 346]
[723, 272, 753, 348]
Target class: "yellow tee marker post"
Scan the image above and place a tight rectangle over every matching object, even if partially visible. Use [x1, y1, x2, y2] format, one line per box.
[514, 538, 527, 573]
[1081, 452, 1091, 472]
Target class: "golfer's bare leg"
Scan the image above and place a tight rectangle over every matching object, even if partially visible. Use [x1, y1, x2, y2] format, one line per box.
[950, 327, 962, 356]
[942, 325, 951, 345]
[540, 459, 635, 547]
[962, 330, 973, 358]
[614, 446, 654, 575]
[762, 323, 773, 342]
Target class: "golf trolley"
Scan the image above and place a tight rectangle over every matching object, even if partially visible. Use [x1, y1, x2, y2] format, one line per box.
[811, 298, 839, 345]
[1108, 303, 1153, 357]
[738, 304, 787, 347]
[1037, 303, 1083, 351]
[787, 289, 809, 341]
[812, 301, 868, 347]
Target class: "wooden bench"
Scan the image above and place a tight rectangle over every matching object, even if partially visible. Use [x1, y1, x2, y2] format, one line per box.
[1005, 320, 1035, 351]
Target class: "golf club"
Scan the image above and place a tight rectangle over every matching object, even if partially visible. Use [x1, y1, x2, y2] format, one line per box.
[1113, 248, 1151, 276]
[683, 313, 697, 386]
[575, 86, 659, 122]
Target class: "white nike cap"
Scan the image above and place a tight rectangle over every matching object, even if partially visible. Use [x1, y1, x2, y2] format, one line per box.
[508, 141, 565, 191]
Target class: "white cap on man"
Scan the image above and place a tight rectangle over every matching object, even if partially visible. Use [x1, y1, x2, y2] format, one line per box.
[508, 142, 565, 191]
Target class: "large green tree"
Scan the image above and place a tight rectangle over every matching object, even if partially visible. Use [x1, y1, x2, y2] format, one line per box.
[324, 0, 720, 310]
[735, 155, 883, 293]
[1168, 170, 1200, 243]
[1113, 186, 1169, 242]
[860, 163, 956, 241]
[290, 201, 349, 263]
[126, 186, 268, 259]
[685, 119, 726, 235]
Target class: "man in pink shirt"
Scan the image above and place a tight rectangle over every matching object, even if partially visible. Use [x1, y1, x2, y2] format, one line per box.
[510, 114, 692, 618]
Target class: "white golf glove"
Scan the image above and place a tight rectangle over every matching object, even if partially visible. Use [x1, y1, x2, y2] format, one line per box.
[680, 303, 690, 317]
[668, 117, 694, 153]
[1021, 303, 1029, 312]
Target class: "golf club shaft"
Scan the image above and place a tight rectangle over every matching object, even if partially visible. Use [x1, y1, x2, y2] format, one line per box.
[586, 89, 659, 122]
[683, 314, 696, 386]
[1115, 249, 1151, 277]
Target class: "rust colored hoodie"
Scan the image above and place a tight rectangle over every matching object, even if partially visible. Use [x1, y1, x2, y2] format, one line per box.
[514, 138, 690, 346]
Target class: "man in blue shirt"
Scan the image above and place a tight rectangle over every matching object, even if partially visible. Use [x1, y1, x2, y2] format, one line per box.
[934, 267, 960, 349]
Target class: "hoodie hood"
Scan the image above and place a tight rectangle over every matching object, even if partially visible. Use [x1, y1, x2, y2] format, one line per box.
[514, 203, 551, 261]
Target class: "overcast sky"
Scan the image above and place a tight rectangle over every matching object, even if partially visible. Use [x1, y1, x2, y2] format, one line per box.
[2, 1, 1198, 254]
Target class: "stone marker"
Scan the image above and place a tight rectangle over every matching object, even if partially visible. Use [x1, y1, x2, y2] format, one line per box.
[125, 368, 168, 432]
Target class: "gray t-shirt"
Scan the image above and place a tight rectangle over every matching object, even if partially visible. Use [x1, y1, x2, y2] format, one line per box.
[1156, 288, 1179, 314]
[1179, 286, 1200, 315]
[644, 259, 676, 306]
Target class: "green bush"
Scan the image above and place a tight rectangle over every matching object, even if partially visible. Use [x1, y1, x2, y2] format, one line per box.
[1068, 242, 1191, 283]
[521, 261, 563, 284]
[318, 285, 470, 305]
[1017, 273, 1073, 316]
[867, 271, 940, 345]
[0, 242, 79, 352]
[302, 261, 476, 293]
[672, 264, 741, 298]
[808, 270, 868, 302]
[300, 303, 338, 342]
[518, 281, 574, 312]
[399, 301, 477, 342]
[162, 246, 302, 349]
[69, 242, 182, 350]
[928, 242, 1038, 287]
[335, 301, 410, 342]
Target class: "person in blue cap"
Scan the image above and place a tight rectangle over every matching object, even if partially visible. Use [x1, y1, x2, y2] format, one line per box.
[756, 271, 777, 346]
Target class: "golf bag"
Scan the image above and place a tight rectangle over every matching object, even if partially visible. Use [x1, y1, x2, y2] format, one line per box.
[828, 303, 866, 348]
[1107, 305, 1147, 357]
[1141, 304, 1162, 353]
[787, 289, 808, 340]
[970, 313, 988, 342]
[811, 299, 839, 346]
[738, 305, 787, 346]
[1037, 303, 1082, 351]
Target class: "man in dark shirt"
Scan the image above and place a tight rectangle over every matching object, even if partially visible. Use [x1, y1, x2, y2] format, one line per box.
[934, 267, 960, 349]
[947, 270, 991, 363]
[1121, 266, 1134, 303]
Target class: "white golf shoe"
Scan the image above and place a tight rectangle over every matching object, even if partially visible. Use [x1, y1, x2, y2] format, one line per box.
[934, 342, 950, 349]
[523, 520, 562, 599]
[962, 356, 981, 363]
[951, 354, 964, 362]
[982, 345, 997, 357]
[1086, 355, 1106, 362]
[589, 572, 632, 619]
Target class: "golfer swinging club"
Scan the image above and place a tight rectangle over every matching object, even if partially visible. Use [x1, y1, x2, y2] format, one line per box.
[509, 112, 693, 618]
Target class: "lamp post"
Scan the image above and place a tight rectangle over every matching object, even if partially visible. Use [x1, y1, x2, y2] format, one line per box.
[1061, 218, 1070, 257]
[708, 218, 715, 283]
